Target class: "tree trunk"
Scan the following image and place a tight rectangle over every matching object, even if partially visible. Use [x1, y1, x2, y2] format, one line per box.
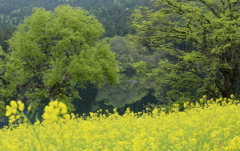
[48, 83, 60, 101]
[217, 67, 240, 98]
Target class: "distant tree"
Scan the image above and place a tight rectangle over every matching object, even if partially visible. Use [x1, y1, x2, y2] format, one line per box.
[132, 0, 240, 101]
[0, 25, 15, 51]
[3, 5, 119, 111]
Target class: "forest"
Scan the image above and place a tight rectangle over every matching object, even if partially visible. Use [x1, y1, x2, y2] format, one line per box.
[0, 0, 239, 128]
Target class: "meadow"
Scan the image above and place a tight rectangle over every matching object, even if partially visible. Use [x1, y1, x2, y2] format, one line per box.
[0, 98, 239, 151]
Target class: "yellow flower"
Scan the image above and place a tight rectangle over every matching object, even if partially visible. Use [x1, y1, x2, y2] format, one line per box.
[199, 98, 204, 103]
[44, 106, 54, 113]
[230, 94, 235, 99]
[11, 108, 17, 114]
[184, 101, 189, 108]
[5, 110, 12, 117]
[49, 100, 59, 108]
[195, 102, 201, 107]
[17, 100, 22, 106]
[1, 97, 240, 150]
[224, 136, 240, 150]
[59, 102, 66, 108]
[6, 105, 11, 110]
[10, 101, 18, 108]
[16, 100, 24, 111]
[53, 108, 60, 115]
[70, 113, 76, 119]
[28, 106, 31, 111]
[60, 108, 67, 114]
[42, 113, 50, 120]
[63, 114, 70, 120]
[5, 100, 27, 124]
[19, 103, 24, 111]
[15, 115, 21, 120]
[9, 119, 15, 124]
[42, 100, 69, 123]
[51, 115, 58, 122]
[9, 115, 15, 120]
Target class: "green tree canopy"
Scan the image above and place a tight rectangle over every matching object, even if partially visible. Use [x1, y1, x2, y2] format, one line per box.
[132, 0, 240, 102]
[2, 5, 119, 110]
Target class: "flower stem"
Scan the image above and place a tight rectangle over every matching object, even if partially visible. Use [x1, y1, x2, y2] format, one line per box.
[20, 111, 45, 151]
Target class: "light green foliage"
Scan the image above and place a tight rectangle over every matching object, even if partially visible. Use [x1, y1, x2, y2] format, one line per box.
[132, 0, 240, 102]
[4, 5, 119, 110]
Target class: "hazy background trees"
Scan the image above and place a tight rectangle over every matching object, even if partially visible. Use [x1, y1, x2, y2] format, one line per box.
[0, 0, 149, 48]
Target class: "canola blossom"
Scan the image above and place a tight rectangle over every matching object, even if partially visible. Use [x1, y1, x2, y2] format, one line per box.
[42, 100, 70, 124]
[5, 100, 25, 123]
[0, 98, 240, 150]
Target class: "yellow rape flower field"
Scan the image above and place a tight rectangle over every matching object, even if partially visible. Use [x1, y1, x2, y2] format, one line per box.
[0, 98, 240, 151]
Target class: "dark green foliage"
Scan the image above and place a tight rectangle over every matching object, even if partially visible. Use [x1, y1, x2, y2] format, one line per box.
[132, 0, 240, 102]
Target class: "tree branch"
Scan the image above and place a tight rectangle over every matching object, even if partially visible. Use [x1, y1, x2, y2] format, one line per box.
[199, 0, 221, 18]
[17, 83, 47, 89]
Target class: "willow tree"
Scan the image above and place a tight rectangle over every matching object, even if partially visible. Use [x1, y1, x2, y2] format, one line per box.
[4, 5, 119, 109]
[132, 0, 240, 101]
